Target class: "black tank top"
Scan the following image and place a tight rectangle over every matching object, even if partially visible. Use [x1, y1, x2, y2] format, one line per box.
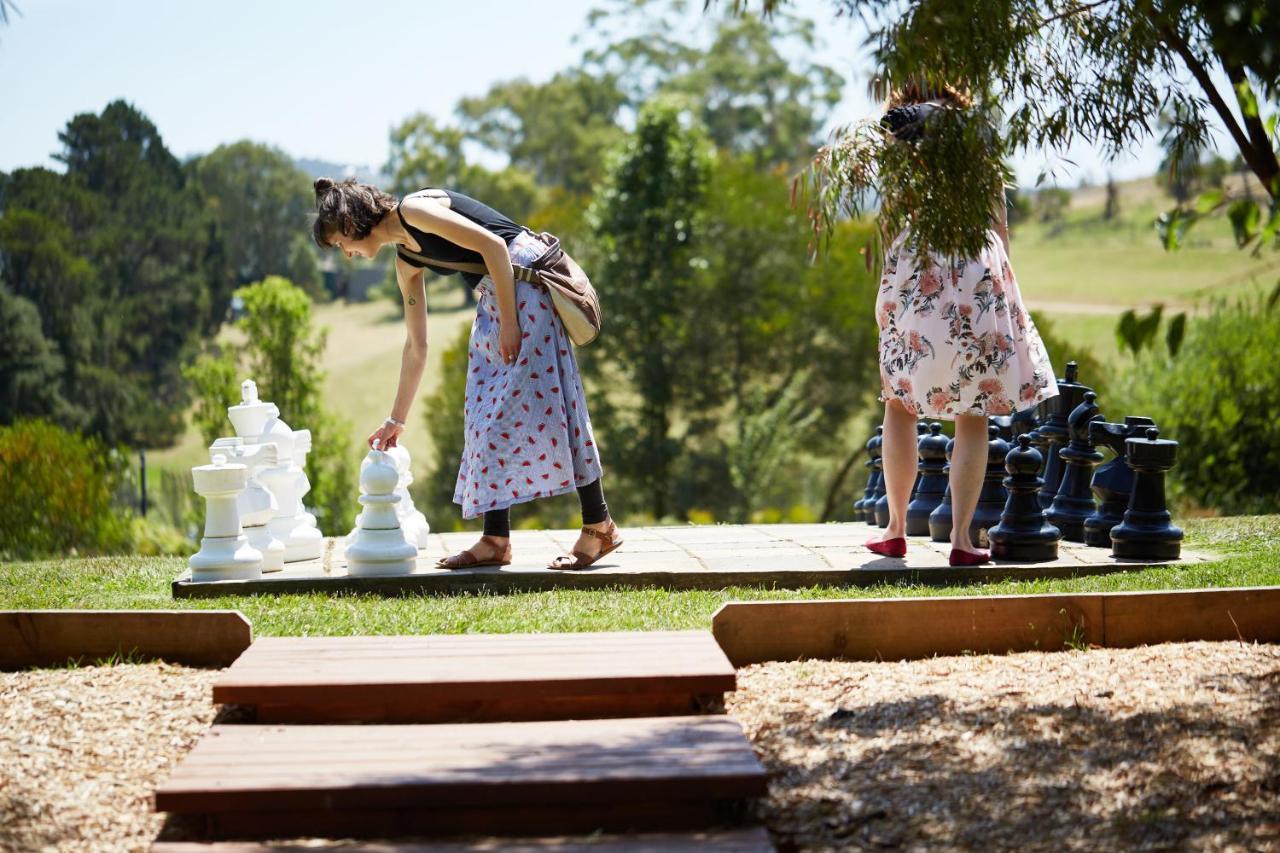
[395, 189, 526, 287]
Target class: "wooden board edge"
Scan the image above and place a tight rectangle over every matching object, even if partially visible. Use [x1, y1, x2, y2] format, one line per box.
[0, 609, 252, 670]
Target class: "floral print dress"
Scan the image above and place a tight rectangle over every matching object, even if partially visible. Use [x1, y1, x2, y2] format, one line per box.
[878, 229, 1058, 418]
[454, 231, 604, 518]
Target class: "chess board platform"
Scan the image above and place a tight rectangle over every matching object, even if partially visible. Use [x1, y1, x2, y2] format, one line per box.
[171, 523, 1214, 599]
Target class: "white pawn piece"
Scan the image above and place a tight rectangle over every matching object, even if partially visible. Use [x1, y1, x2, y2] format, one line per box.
[210, 437, 285, 573]
[189, 454, 263, 582]
[227, 379, 323, 562]
[345, 449, 418, 577]
[388, 445, 430, 548]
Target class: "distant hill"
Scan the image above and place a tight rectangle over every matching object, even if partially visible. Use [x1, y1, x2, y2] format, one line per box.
[294, 157, 391, 188]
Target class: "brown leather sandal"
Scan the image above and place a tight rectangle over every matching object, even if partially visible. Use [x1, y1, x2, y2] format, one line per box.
[548, 522, 624, 570]
[436, 536, 512, 570]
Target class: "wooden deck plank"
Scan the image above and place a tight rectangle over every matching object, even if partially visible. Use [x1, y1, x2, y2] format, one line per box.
[151, 826, 775, 851]
[711, 586, 1280, 666]
[213, 632, 735, 723]
[155, 717, 767, 840]
[0, 610, 251, 669]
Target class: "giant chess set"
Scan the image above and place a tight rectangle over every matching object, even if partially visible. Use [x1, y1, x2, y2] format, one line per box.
[187, 379, 431, 582]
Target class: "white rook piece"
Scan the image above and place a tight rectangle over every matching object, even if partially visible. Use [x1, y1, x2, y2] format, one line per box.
[345, 449, 418, 576]
[210, 437, 285, 573]
[189, 454, 263, 582]
[226, 379, 323, 562]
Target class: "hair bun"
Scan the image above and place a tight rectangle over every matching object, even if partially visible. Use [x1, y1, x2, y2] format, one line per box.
[313, 177, 336, 198]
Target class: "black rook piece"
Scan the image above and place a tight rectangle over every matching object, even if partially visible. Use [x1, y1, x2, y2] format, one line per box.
[907, 423, 950, 536]
[1037, 361, 1093, 508]
[864, 426, 885, 525]
[928, 437, 957, 542]
[907, 421, 929, 507]
[989, 435, 1062, 561]
[1110, 428, 1183, 560]
[1047, 391, 1105, 542]
[970, 423, 1011, 548]
[1084, 415, 1156, 547]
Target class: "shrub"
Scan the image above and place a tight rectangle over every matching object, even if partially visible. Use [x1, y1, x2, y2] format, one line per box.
[1115, 295, 1280, 514]
[0, 419, 132, 559]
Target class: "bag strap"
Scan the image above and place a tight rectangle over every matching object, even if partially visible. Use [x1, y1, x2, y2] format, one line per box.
[396, 244, 540, 283]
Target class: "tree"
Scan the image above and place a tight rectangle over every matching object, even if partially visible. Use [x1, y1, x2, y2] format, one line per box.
[191, 140, 323, 305]
[585, 99, 713, 520]
[0, 285, 72, 424]
[0, 101, 216, 447]
[756, 0, 1279, 256]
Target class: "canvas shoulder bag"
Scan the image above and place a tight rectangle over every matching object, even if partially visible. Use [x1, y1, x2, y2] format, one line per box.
[396, 231, 602, 346]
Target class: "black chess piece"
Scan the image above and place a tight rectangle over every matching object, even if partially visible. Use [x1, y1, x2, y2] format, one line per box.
[854, 429, 878, 519]
[989, 434, 1062, 561]
[1047, 391, 1105, 542]
[928, 437, 957, 542]
[1083, 415, 1157, 547]
[1110, 428, 1184, 560]
[1027, 427, 1048, 478]
[990, 415, 1016, 441]
[864, 426, 885, 524]
[1037, 361, 1093, 508]
[906, 423, 949, 536]
[969, 423, 1011, 548]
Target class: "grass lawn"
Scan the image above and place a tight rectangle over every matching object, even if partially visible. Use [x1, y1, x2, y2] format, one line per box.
[2, 516, 1275, 638]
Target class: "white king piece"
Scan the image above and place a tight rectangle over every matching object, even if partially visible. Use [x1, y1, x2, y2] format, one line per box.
[345, 449, 418, 576]
[226, 379, 323, 562]
[189, 454, 263, 582]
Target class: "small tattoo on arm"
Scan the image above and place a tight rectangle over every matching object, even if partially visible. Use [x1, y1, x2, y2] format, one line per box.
[408, 297, 417, 306]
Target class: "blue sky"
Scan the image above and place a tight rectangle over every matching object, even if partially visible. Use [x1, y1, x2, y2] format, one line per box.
[0, 0, 1207, 187]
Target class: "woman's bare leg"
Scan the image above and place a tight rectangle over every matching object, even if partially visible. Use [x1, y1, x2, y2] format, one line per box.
[949, 414, 989, 553]
[874, 399, 918, 541]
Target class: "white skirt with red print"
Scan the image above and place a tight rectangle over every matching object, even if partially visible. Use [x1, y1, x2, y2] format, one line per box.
[877, 229, 1059, 419]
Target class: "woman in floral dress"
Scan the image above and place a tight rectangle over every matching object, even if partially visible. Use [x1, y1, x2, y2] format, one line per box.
[868, 85, 1058, 566]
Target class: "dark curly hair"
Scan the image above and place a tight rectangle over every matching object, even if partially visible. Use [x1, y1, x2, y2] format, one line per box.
[312, 177, 399, 248]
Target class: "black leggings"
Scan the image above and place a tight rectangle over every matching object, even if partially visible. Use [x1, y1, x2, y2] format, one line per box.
[483, 478, 609, 538]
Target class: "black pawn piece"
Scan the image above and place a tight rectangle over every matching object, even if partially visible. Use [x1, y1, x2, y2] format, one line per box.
[928, 437, 957, 542]
[864, 427, 884, 524]
[989, 435, 1062, 561]
[854, 429, 879, 520]
[1110, 428, 1183, 560]
[970, 423, 1011, 548]
[1037, 361, 1093, 508]
[1047, 391, 1105, 541]
[1084, 416, 1156, 547]
[907, 421, 929, 507]
[907, 423, 950, 536]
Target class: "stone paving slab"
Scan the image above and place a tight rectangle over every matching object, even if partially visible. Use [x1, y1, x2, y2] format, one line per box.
[171, 523, 1216, 599]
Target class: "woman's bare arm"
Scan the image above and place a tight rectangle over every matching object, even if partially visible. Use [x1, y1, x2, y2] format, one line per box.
[367, 256, 428, 450]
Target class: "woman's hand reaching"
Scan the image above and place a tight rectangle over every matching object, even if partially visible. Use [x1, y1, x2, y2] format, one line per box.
[499, 319, 522, 366]
[368, 418, 405, 451]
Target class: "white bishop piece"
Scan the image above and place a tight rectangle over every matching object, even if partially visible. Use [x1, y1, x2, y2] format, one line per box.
[188, 454, 263, 582]
[226, 380, 323, 562]
[348, 444, 430, 549]
[345, 449, 418, 576]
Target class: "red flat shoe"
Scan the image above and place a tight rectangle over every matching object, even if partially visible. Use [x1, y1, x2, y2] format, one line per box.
[949, 548, 990, 567]
[867, 537, 907, 558]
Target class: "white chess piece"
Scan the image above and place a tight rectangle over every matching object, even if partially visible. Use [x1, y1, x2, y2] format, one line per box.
[226, 379, 323, 562]
[210, 437, 285, 573]
[348, 445, 430, 549]
[189, 454, 263, 582]
[345, 449, 418, 576]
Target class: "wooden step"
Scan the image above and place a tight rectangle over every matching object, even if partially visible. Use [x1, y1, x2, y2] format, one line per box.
[154, 716, 768, 841]
[213, 631, 736, 723]
[151, 826, 775, 850]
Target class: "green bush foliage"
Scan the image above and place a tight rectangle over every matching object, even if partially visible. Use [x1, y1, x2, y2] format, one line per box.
[1115, 295, 1280, 514]
[0, 420, 132, 559]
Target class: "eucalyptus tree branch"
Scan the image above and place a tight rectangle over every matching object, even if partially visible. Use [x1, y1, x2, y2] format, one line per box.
[1159, 23, 1270, 192]
[1037, 0, 1113, 29]
[1222, 61, 1280, 195]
